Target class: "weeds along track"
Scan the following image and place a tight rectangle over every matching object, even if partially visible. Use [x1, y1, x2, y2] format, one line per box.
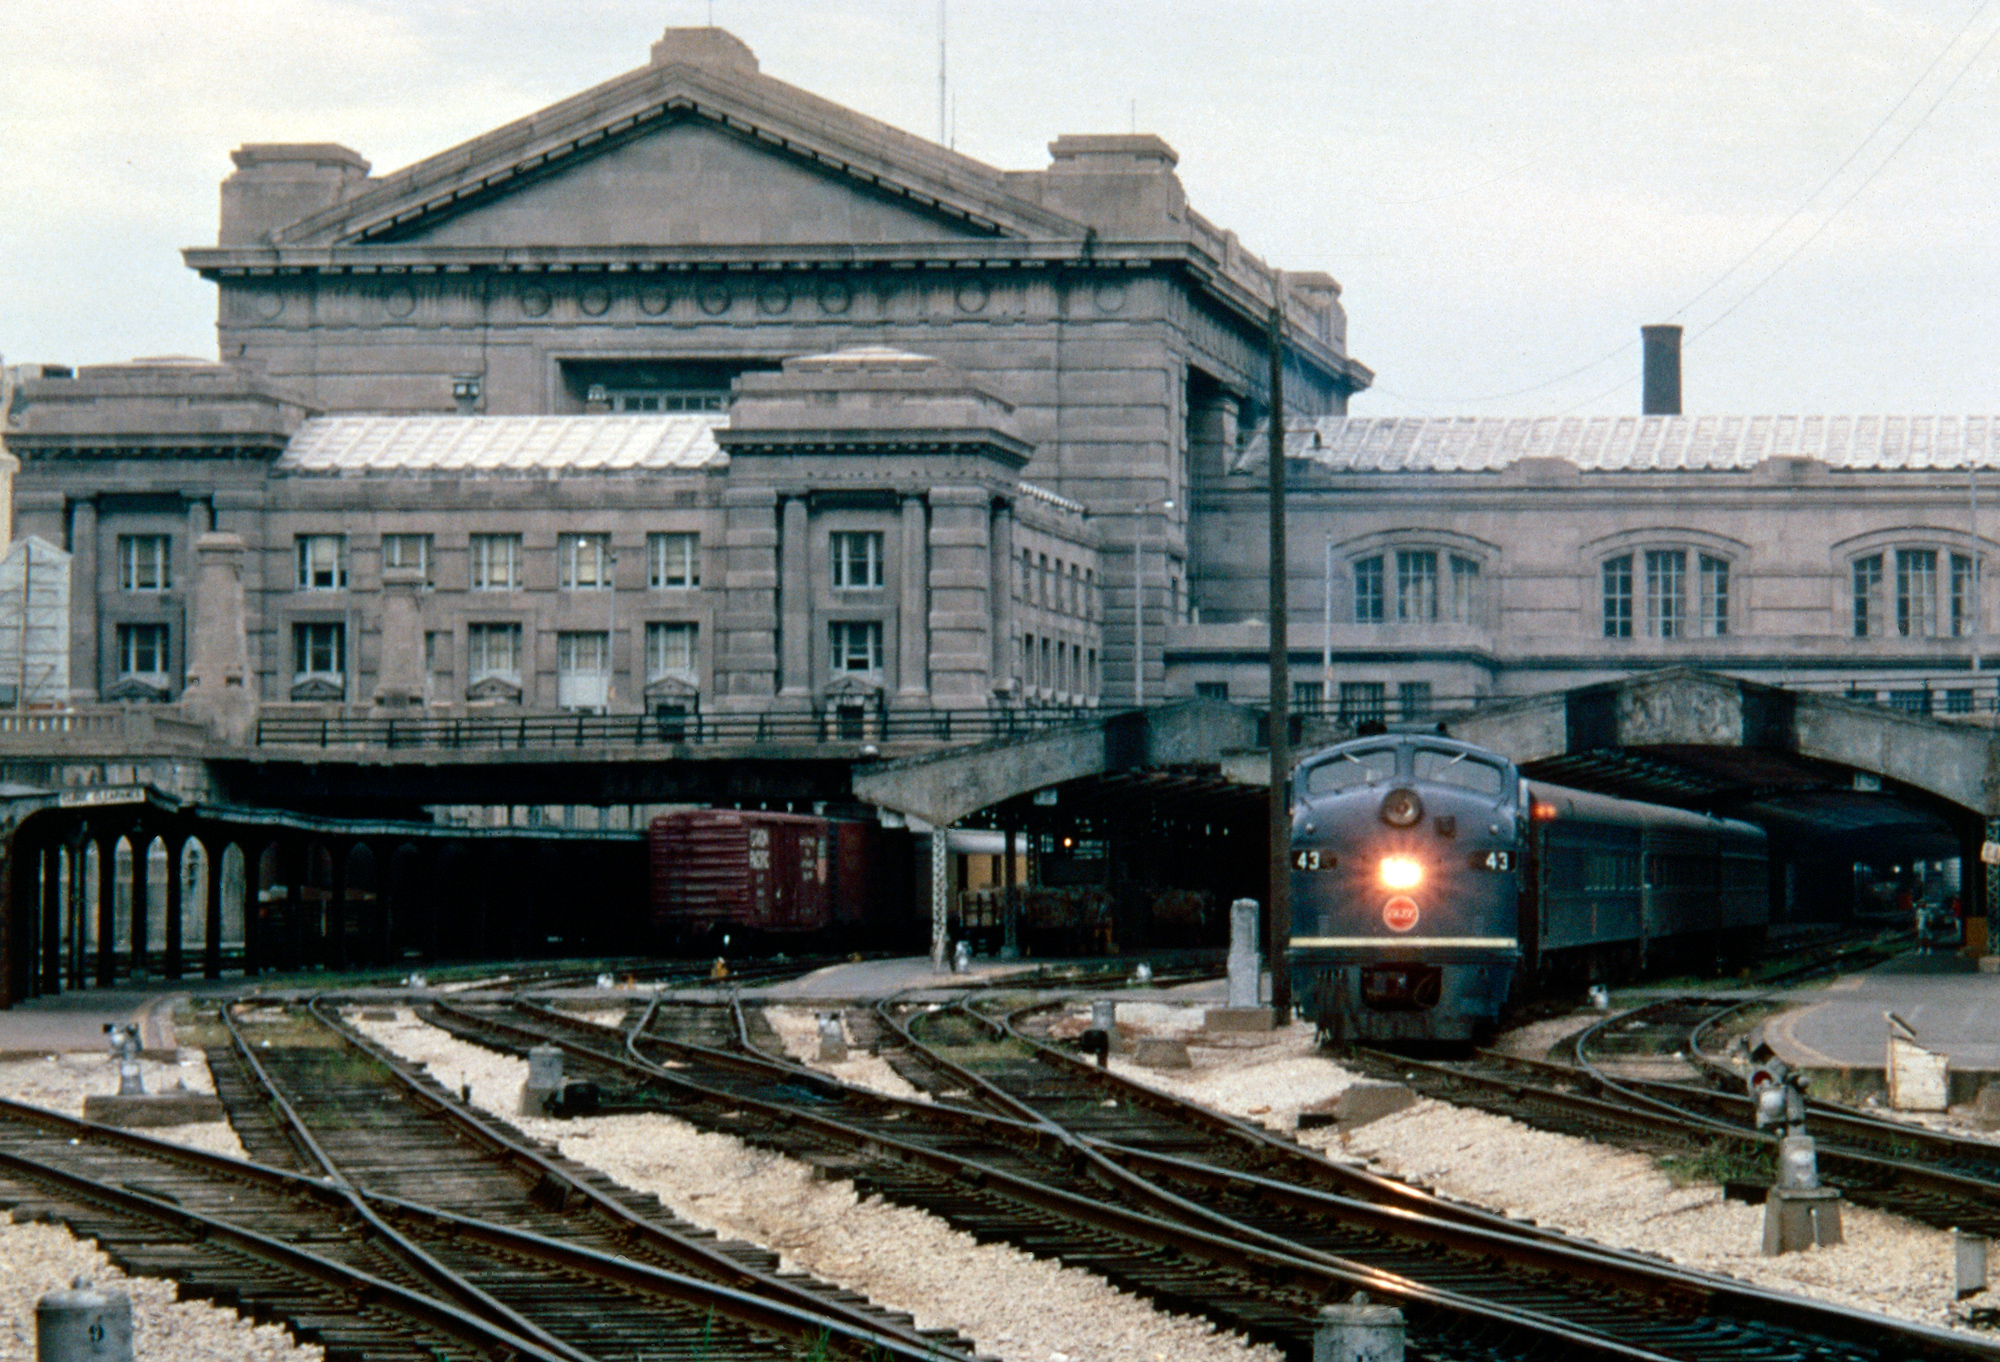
[420, 992, 1996, 1361]
[204, 999, 984, 1362]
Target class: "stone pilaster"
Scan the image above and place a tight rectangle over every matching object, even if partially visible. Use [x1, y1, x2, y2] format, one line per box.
[989, 499, 1016, 701]
[183, 532, 257, 744]
[712, 486, 779, 710]
[779, 494, 811, 702]
[373, 565, 425, 706]
[68, 499, 98, 704]
[897, 494, 929, 702]
[927, 486, 994, 705]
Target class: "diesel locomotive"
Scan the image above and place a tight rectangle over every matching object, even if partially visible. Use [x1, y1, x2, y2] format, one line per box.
[1289, 730, 1768, 1043]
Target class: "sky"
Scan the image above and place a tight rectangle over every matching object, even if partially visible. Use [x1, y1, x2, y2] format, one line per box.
[7, 1, 2000, 418]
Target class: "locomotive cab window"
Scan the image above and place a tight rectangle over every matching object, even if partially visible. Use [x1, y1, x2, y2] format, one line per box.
[1411, 748, 1504, 795]
[1302, 747, 1398, 795]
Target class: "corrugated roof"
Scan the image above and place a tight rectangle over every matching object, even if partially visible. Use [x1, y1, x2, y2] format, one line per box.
[278, 415, 726, 475]
[1255, 416, 2000, 474]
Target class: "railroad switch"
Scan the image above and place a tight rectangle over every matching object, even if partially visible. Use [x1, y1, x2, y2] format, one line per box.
[102, 1024, 143, 1097]
[1742, 1042, 1843, 1254]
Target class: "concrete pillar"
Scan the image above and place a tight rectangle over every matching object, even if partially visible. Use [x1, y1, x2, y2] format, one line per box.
[374, 565, 426, 706]
[183, 533, 256, 743]
[162, 836, 182, 981]
[927, 487, 993, 705]
[990, 500, 1016, 702]
[1228, 897, 1261, 1007]
[1959, 1230, 1989, 1299]
[94, 830, 116, 987]
[68, 499, 97, 703]
[778, 495, 811, 700]
[202, 839, 224, 980]
[897, 494, 929, 702]
[521, 1045, 563, 1115]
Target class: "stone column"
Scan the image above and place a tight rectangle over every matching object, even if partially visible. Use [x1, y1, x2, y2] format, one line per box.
[779, 495, 811, 701]
[69, 500, 98, 704]
[374, 565, 426, 706]
[927, 487, 993, 705]
[183, 533, 257, 743]
[990, 500, 1016, 704]
[897, 495, 929, 702]
[95, 827, 117, 987]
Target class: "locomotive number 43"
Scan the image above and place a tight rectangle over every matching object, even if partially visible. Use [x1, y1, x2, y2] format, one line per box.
[1292, 849, 1334, 871]
[1475, 850, 1513, 872]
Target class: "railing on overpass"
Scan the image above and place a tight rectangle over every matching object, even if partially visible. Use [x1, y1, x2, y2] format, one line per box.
[254, 704, 1105, 751]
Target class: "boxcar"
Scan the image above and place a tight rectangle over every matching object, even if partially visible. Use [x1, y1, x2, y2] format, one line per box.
[649, 810, 832, 944]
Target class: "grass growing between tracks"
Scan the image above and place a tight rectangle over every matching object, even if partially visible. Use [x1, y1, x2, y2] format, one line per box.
[1655, 1138, 1771, 1188]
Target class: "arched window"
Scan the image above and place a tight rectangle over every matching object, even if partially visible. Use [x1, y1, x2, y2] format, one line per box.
[1352, 549, 1482, 624]
[1852, 547, 1978, 638]
[1603, 550, 1729, 638]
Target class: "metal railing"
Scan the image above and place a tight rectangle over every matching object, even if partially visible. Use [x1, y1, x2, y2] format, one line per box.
[254, 704, 1104, 751]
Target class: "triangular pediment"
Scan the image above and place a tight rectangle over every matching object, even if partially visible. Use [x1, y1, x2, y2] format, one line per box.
[274, 43, 1086, 250]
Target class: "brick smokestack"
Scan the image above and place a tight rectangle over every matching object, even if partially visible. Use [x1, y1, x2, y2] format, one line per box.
[1642, 325, 1682, 416]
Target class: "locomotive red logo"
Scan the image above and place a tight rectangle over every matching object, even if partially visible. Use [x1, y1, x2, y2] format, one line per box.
[1382, 896, 1420, 932]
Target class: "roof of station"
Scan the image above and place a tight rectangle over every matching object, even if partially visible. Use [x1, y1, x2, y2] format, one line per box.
[1267, 415, 2000, 474]
[277, 414, 727, 475]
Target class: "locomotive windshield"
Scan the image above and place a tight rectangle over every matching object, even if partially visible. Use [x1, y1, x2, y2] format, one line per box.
[1411, 748, 1506, 795]
[1302, 747, 1397, 795]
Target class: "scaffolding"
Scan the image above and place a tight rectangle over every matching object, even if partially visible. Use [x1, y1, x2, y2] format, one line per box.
[0, 536, 71, 707]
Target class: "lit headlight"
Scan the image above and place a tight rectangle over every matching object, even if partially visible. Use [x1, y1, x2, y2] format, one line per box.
[1380, 855, 1423, 890]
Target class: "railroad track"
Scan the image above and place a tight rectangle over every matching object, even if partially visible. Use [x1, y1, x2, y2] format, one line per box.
[412, 989, 1994, 1360]
[201, 997, 986, 1362]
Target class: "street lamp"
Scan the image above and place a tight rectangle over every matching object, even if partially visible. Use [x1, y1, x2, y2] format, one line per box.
[1134, 498, 1174, 707]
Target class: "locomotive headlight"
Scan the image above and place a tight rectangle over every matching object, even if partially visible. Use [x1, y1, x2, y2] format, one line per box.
[1379, 855, 1423, 890]
[1379, 787, 1424, 827]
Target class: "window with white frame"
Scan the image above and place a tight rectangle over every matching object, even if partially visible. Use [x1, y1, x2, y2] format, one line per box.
[467, 623, 522, 680]
[831, 532, 884, 589]
[470, 534, 523, 591]
[1854, 547, 1979, 637]
[117, 623, 168, 679]
[559, 533, 613, 590]
[382, 533, 432, 585]
[648, 532, 699, 588]
[1605, 549, 1729, 638]
[293, 622, 344, 678]
[829, 620, 883, 674]
[1354, 550, 1483, 624]
[296, 535, 346, 590]
[117, 536, 171, 592]
[645, 622, 699, 680]
[556, 631, 610, 711]
[1353, 556, 1384, 623]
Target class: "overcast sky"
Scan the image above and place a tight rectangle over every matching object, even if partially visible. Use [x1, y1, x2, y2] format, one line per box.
[7, 1, 2000, 418]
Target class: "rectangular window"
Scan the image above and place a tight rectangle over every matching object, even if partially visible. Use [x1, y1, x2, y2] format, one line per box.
[1897, 548, 1938, 637]
[117, 536, 171, 592]
[1353, 555, 1384, 624]
[559, 533, 613, 590]
[1069, 564, 1081, 616]
[1086, 647, 1097, 694]
[117, 623, 168, 678]
[1194, 681, 1229, 701]
[1448, 555, 1480, 623]
[1020, 549, 1033, 602]
[1340, 681, 1387, 724]
[1854, 554, 1884, 638]
[296, 535, 346, 591]
[831, 532, 885, 589]
[1038, 553, 1051, 607]
[1085, 569, 1095, 620]
[648, 532, 700, 589]
[555, 631, 610, 711]
[382, 533, 432, 585]
[829, 620, 884, 673]
[1603, 555, 1634, 638]
[467, 622, 522, 680]
[646, 621, 699, 679]
[1645, 549, 1686, 638]
[1399, 680, 1434, 719]
[1040, 636, 1052, 689]
[1952, 553, 1978, 638]
[1293, 680, 1324, 711]
[1699, 554, 1730, 637]
[470, 535, 522, 591]
[293, 622, 344, 676]
[1396, 550, 1438, 621]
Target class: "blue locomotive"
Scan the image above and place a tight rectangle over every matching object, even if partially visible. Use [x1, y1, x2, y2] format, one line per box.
[1289, 730, 1768, 1043]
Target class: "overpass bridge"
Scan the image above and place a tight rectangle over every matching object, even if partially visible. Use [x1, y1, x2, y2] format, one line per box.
[0, 670, 1993, 1001]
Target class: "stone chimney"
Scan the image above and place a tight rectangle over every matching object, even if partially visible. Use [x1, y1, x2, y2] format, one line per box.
[1642, 325, 1683, 416]
[220, 144, 371, 246]
[650, 27, 759, 72]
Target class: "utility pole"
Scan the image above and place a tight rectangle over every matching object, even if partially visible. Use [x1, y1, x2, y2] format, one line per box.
[1265, 303, 1291, 1023]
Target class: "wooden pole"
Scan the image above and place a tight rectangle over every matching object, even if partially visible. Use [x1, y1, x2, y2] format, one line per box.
[1266, 303, 1292, 1023]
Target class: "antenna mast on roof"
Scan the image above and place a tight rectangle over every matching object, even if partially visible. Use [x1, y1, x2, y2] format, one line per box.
[938, 0, 948, 145]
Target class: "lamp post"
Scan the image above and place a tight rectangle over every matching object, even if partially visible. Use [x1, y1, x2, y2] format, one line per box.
[1134, 498, 1174, 707]
[1322, 531, 1334, 715]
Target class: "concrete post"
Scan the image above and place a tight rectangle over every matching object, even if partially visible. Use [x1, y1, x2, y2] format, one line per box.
[897, 495, 929, 702]
[1228, 897, 1261, 1008]
[521, 1045, 563, 1115]
[778, 495, 810, 701]
[1959, 1230, 1990, 1299]
[183, 533, 257, 743]
[374, 565, 426, 706]
[37, 1279, 132, 1362]
[815, 1013, 848, 1062]
[1313, 1294, 1403, 1362]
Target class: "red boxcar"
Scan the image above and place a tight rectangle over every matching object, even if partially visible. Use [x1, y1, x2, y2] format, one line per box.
[650, 810, 833, 942]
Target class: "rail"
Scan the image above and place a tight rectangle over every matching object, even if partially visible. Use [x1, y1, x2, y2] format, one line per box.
[254, 703, 1101, 750]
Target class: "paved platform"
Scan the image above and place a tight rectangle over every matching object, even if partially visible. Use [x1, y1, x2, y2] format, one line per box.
[1763, 949, 2000, 1100]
